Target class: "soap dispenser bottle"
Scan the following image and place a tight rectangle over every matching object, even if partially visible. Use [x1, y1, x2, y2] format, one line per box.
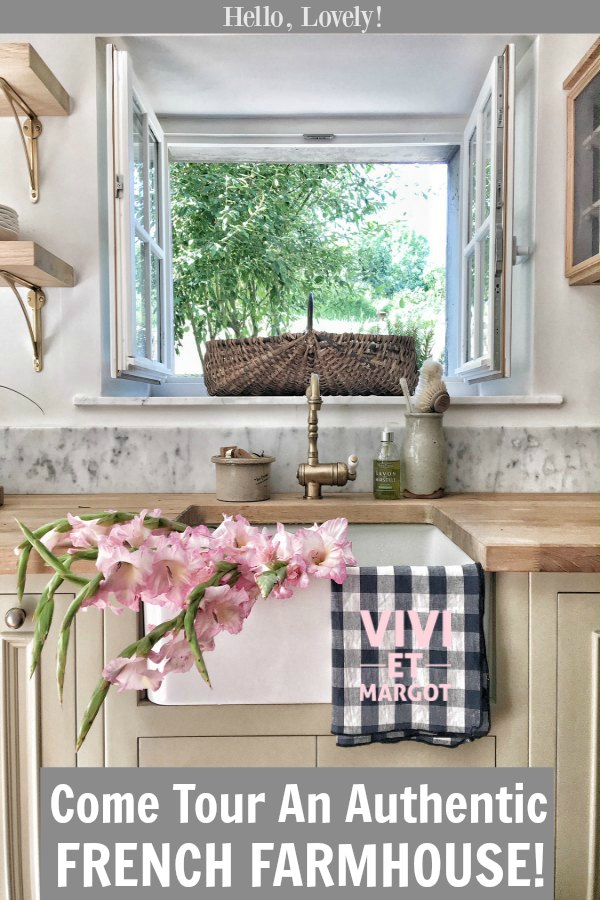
[373, 427, 403, 500]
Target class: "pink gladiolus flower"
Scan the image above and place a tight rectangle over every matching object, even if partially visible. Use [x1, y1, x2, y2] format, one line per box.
[102, 656, 163, 692]
[22, 508, 357, 715]
[40, 529, 73, 554]
[66, 514, 111, 550]
[91, 542, 153, 611]
[181, 524, 212, 553]
[203, 583, 255, 635]
[210, 515, 270, 571]
[274, 524, 310, 590]
[139, 534, 203, 610]
[194, 607, 222, 651]
[152, 632, 196, 674]
[107, 510, 153, 549]
[296, 517, 355, 584]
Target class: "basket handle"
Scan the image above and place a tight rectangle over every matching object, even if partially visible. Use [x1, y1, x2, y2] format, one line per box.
[307, 292, 314, 332]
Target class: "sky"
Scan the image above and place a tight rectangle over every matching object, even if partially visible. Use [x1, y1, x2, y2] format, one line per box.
[373, 163, 448, 269]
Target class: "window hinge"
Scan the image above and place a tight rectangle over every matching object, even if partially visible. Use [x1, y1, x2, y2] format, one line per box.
[115, 174, 124, 199]
[495, 224, 504, 274]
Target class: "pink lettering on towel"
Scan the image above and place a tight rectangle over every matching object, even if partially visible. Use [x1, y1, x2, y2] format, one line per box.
[359, 610, 452, 649]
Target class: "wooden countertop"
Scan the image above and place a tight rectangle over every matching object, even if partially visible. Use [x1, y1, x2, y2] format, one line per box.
[0, 493, 598, 575]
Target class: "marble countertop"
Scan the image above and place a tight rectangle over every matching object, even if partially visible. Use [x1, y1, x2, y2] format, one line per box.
[1, 492, 599, 574]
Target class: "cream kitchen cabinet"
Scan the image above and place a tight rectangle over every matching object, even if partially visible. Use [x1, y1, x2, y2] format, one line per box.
[98, 571, 529, 770]
[1, 569, 598, 900]
[530, 573, 600, 900]
[0, 574, 109, 900]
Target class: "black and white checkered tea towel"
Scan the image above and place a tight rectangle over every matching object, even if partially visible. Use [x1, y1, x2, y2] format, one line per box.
[331, 564, 490, 747]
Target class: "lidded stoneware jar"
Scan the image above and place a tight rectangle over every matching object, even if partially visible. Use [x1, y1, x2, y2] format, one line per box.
[402, 413, 447, 498]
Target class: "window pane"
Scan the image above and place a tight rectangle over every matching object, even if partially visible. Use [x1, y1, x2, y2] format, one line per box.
[170, 161, 448, 379]
[573, 71, 600, 266]
[150, 252, 161, 361]
[135, 236, 147, 357]
[482, 96, 493, 221]
[149, 127, 159, 240]
[133, 106, 145, 224]
[466, 251, 476, 361]
[480, 232, 490, 357]
[468, 128, 477, 239]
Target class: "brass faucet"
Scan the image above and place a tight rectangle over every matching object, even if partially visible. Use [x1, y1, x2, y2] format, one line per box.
[297, 373, 359, 499]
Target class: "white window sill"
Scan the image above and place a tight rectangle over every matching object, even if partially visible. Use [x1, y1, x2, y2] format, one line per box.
[73, 394, 564, 408]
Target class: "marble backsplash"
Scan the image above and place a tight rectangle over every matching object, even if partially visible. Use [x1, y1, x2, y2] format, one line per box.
[1, 426, 598, 494]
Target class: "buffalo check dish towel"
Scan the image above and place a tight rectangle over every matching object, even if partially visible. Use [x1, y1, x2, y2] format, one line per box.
[331, 564, 490, 747]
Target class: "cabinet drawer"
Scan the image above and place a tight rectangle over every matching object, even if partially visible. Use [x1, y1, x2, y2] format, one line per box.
[317, 736, 496, 767]
[138, 736, 317, 767]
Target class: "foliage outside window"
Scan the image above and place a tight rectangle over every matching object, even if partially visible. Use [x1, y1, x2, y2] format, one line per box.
[170, 162, 447, 375]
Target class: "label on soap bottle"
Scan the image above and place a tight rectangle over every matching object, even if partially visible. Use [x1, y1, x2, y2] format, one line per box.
[373, 460, 403, 499]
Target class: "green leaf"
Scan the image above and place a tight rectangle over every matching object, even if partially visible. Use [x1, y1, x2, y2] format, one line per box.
[256, 562, 287, 599]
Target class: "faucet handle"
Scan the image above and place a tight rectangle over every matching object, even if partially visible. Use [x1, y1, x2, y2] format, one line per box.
[307, 372, 321, 400]
[347, 454, 359, 475]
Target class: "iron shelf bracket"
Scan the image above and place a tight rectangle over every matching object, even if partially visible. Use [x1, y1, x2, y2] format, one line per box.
[0, 270, 46, 371]
[0, 77, 42, 203]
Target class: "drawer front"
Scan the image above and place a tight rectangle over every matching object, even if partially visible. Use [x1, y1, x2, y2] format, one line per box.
[138, 736, 317, 767]
[317, 735, 496, 767]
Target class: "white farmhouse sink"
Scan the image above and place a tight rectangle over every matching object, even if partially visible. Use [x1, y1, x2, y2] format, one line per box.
[145, 524, 475, 706]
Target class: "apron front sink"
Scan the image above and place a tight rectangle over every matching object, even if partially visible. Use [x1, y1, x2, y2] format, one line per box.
[145, 523, 475, 706]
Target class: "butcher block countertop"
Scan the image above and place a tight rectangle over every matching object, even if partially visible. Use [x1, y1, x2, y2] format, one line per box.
[0, 492, 598, 575]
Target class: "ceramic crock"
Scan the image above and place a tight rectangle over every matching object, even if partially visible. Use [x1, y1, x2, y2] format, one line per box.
[402, 413, 447, 498]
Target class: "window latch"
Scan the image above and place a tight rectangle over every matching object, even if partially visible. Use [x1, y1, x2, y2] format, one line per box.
[512, 237, 531, 265]
[115, 174, 124, 199]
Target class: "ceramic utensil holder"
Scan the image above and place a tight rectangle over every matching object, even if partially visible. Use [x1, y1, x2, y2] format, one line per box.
[402, 413, 447, 498]
[211, 455, 275, 502]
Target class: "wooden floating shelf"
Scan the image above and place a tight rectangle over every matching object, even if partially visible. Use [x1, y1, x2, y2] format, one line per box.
[0, 43, 70, 117]
[0, 241, 74, 287]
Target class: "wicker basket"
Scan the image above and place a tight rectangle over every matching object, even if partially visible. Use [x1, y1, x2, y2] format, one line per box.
[203, 294, 418, 396]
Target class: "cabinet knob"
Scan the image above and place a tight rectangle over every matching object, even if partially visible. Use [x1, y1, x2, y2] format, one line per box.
[5, 607, 26, 630]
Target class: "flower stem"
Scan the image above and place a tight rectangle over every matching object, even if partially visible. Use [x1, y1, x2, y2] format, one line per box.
[56, 573, 103, 702]
[75, 612, 185, 751]
[16, 522, 89, 586]
[184, 563, 238, 687]
[16, 542, 32, 605]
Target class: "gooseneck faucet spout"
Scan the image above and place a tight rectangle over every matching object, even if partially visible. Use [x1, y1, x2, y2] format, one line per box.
[297, 373, 359, 499]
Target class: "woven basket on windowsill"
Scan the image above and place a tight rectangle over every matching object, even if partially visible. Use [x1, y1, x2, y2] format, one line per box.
[203, 294, 418, 396]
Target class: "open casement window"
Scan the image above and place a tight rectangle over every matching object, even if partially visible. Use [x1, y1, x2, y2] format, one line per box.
[107, 45, 173, 382]
[456, 45, 515, 383]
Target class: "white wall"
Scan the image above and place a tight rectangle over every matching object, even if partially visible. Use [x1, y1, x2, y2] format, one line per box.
[0, 35, 103, 424]
[0, 33, 598, 430]
[529, 34, 600, 424]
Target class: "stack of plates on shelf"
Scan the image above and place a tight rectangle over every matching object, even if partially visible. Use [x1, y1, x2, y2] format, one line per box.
[0, 205, 19, 241]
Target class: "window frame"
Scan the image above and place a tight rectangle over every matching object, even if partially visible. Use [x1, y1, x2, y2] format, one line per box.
[455, 44, 515, 383]
[107, 44, 173, 383]
[105, 44, 517, 392]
